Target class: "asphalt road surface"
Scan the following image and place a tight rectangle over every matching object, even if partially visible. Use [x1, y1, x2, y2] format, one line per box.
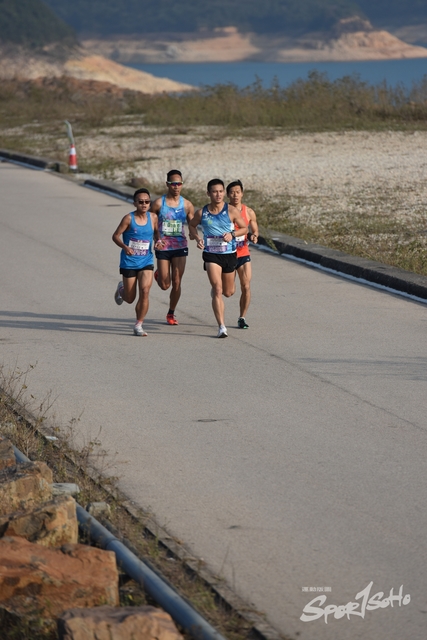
[1, 162, 427, 640]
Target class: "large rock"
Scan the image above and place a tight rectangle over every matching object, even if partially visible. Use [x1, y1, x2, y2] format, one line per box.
[0, 437, 16, 471]
[0, 461, 52, 515]
[0, 495, 78, 546]
[0, 537, 119, 618]
[58, 606, 183, 640]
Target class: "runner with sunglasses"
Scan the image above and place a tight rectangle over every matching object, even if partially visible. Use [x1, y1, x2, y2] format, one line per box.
[151, 170, 195, 325]
[226, 180, 259, 329]
[112, 188, 163, 336]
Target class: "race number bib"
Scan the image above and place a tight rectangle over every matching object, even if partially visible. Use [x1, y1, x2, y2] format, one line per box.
[207, 236, 228, 253]
[236, 235, 246, 248]
[129, 238, 150, 256]
[163, 220, 183, 236]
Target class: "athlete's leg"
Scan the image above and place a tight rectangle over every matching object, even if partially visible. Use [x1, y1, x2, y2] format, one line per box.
[135, 269, 153, 324]
[156, 259, 171, 291]
[237, 261, 252, 317]
[222, 271, 236, 298]
[169, 256, 186, 311]
[206, 262, 225, 326]
[121, 276, 138, 304]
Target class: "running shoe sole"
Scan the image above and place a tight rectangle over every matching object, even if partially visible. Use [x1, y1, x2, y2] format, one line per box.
[114, 282, 124, 305]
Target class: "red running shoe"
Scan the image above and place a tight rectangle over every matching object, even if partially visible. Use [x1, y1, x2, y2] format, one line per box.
[166, 313, 178, 325]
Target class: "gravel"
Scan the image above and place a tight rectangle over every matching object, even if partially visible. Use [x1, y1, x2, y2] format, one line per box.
[79, 128, 427, 225]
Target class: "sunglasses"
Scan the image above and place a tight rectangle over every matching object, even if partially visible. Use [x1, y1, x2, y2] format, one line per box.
[136, 200, 150, 204]
[167, 181, 183, 186]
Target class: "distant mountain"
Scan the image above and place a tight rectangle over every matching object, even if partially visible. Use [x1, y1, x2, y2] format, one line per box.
[42, 0, 362, 36]
[0, 0, 76, 47]
[42, 0, 427, 37]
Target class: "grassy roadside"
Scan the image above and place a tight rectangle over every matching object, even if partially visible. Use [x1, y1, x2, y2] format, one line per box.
[0, 365, 279, 640]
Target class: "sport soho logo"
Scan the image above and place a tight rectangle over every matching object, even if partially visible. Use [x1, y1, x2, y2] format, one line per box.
[300, 581, 411, 623]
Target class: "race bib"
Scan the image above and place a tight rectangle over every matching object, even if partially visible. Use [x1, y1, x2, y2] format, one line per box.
[163, 220, 183, 236]
[207, 236, 228, 253]
[236, 235, 246, 248]
[129, 238, 150, 255]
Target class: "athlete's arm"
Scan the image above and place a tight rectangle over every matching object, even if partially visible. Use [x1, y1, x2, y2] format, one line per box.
[150, 197, 162, 215]
[151, 212, 165, 249]
[247, 207, 259, 244]
[112, 214, 134, 254]
[189, 209, 204, 249]
[185, 198, 195, 226]
[224, 205, 247, 242]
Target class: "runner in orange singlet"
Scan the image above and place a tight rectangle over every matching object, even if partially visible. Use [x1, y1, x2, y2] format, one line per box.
[226, 180, 259, 329]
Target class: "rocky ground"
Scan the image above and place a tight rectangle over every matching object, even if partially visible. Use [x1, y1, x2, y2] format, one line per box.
[77, 125, 427, 227]
[73, 124, 427, 272]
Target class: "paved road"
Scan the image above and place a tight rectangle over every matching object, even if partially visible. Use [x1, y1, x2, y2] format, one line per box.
[1, 162, 427, 640]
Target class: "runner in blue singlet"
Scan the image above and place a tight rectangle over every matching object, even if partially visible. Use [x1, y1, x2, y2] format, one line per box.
[151, 170, 194, 326]
[112, 188, 163, 336]
[189, 178, 248, 338]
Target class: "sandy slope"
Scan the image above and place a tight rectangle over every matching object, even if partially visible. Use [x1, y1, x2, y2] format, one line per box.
[0, 50, 193, 94]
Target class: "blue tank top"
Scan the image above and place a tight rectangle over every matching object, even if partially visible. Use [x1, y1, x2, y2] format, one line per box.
[158, 195, 188, 251]
[120, 212, 154, 269]
[201, 203, 236, 254]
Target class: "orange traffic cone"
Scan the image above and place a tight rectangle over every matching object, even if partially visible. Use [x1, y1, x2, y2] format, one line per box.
[68, 143, 78, 172]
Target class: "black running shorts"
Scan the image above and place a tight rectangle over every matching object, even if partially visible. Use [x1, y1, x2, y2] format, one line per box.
[202, 251, 237, 273]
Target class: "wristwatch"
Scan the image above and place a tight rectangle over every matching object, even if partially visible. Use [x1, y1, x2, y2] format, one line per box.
[230, 230, 236, 239]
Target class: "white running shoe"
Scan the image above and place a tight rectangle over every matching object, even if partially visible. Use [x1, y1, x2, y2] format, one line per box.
[114, 281, 124, 305]
[134, 323, 147, 337]
[217, 325, 228, 338]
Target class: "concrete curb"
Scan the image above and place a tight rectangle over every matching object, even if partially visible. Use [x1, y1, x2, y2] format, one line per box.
[0, 148, 67, 173]
[258, 233, 427, 302]
[84, 178, 135, 201]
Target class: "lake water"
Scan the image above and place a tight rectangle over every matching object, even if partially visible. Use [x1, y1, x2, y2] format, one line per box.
[130, 58, 427, 89]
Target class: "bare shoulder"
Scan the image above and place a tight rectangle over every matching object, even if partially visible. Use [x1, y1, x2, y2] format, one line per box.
[183, 197, 195, 212]
[151, 196, 162, 213]
[246, 206, 257, 219]
[114, 212, 131, 233]
[121, 212, 132, 225]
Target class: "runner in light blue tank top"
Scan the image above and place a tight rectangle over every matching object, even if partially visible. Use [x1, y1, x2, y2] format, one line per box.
[151, 170, 195, 326]
[112, 188, 163, 336]
[189, 178, 248, 338]
[201, 202, 236, 254]
[120, 211, 154, 270]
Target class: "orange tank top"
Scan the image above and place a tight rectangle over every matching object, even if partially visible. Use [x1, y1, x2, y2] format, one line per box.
[235, 204, 250, 258]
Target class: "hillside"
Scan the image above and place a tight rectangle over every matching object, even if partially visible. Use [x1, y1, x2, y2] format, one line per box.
[43, 0, 427, 37]
[0, 49, 194, 93]
[0, 0, 76, 48]
[81, 21, 427, 64]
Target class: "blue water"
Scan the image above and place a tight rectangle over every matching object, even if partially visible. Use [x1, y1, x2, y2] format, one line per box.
[130, 59, 427, 89]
